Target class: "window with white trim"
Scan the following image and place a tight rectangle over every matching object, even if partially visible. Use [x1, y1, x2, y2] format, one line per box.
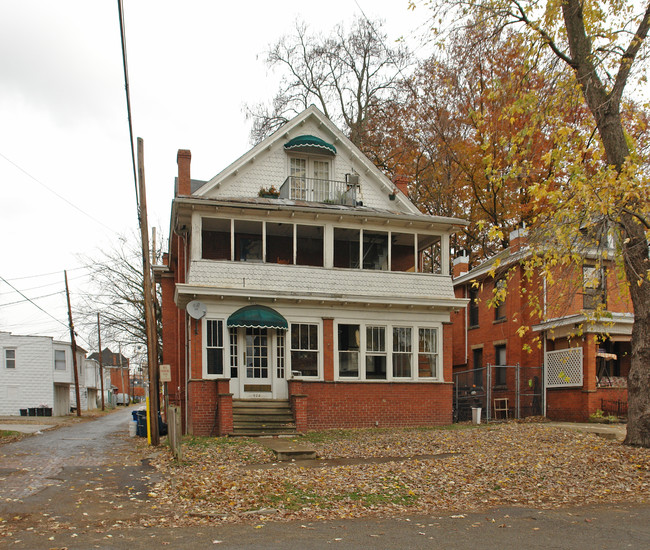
[365, 326, 386, 379]
[4, 348, 16, 369]
[392, 327, 412, 378]
[54, 350, 66, 370]
[418, 328, 438, 378]
[336, 323, 441, 382]
[206, 320, 224, 376]
[290, 323, 318, 377]
[229, 330, 238, 378]
[338, 324, 360, 378]
[276, 331, 286, 379]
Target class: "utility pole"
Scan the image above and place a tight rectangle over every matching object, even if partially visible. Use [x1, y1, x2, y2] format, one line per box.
[64, 271, 82, 417]
[137, 137, 160, 445]
[97, 313, 105, 411]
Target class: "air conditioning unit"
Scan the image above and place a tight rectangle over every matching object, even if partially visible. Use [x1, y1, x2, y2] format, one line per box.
[346, 173, 359, 185]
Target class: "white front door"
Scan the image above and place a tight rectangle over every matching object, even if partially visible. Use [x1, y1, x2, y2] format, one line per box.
[237, 328, 288, 399]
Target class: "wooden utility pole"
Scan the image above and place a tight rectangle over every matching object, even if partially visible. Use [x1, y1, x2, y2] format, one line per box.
[137, 137, 160, 445]
[96, 313, 105, 411]
[64, 270, 82, 417]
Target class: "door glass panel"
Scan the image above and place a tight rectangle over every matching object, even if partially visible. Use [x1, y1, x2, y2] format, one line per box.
[290, 158, 307, 200]
[246, 328, 268, 379]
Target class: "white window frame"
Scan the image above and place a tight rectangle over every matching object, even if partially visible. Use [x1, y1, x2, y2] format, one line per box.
[203, 318, 227, 379]
[287, 154, 333, 201]
[334, 321, 443, 382]
[4, 348, 16, 369]
[54, 349, 67, 371]
[365, 325, 387, 380]
[288, 320, 321, 378]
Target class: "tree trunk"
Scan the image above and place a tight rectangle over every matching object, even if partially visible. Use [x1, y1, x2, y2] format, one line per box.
[562, 0, 650, 446]
[621, 216, 650, 447]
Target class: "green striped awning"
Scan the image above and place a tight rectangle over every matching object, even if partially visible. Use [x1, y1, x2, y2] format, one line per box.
[227, 305, 288, 330]
[283, 135, 337, 156]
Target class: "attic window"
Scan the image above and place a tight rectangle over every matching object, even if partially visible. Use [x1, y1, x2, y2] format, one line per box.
[284, 135, 337, 156]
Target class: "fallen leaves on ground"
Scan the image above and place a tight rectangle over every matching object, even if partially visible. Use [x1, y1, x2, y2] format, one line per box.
[147, 424, 650, 526]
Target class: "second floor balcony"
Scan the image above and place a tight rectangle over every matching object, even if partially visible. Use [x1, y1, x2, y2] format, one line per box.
[279, 175, 359, 206]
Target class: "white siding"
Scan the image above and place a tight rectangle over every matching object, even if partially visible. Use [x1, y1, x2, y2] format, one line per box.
[0, 332, 55, 415]
[202, 118, 410, 213]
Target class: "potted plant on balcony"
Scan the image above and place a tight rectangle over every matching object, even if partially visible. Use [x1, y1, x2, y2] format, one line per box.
[258, 186, 280, 198]
[389, 188, 397, 201]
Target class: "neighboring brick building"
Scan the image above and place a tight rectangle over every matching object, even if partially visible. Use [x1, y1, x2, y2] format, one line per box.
[156, 106, 468, 436]
[88, 347, 131, 404]
[451, 228, 633, 422]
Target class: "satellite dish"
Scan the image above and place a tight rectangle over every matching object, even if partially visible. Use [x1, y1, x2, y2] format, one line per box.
[186, 300, 207, 320]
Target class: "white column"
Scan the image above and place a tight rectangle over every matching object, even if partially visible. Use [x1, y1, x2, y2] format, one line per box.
[191, 211, 201, 261]
[324, 224, 334, 268]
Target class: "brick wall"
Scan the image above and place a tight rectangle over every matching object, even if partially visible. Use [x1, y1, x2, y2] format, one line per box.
[288, 380, 452, 430]
[187, 379, 218, 436]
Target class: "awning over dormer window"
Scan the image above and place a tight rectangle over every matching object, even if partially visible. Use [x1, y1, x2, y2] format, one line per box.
[284, 135, 337, 156]
[227, 305, 289, 330]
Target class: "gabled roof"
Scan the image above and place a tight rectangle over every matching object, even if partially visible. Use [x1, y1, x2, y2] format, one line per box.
[192, 105, 422, 216]
[88, 347, 129, 367]
[453, 245, 531, 286]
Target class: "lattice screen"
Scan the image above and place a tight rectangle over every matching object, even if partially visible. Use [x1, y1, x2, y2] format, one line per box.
[546, 348, 583, 387]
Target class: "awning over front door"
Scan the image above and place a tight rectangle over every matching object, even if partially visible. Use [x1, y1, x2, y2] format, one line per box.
[227, 305, 288, 330]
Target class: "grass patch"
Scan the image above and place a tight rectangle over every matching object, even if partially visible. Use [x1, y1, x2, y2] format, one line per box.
[182, 435, 255, 448]
[263, 482, 418, 511]
[301, 428, 357, 443]
[0, 430, 21, 437]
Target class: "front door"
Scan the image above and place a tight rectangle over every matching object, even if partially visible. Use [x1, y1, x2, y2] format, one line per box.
[242, 327, 271, 397]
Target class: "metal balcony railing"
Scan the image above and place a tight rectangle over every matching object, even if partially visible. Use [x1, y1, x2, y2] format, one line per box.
[279, 176, 358, 206]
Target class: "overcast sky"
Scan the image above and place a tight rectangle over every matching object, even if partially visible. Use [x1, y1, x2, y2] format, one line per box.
[0, 0, 430, 347]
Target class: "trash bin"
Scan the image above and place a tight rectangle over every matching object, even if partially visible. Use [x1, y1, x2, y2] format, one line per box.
[20, 409, 27, 416]
[158, 412, 168, 437]
[28, 407, 37, 416]
[471, 407, 482, 425]
[129, 420, 137, 437]
[134, 410, 147, 438]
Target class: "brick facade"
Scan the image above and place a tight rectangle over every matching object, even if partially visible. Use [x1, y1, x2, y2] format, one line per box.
[451, 230, 633, 422]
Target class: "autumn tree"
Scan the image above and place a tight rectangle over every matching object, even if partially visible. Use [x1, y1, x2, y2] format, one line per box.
[76, 231, 163, 362]
[245, 16, 411, 148]
[417, 0, 650, 446]
[365, 27, 591, 260]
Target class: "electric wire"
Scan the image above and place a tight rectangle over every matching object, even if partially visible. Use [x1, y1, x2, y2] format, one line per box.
[0, 152, 116, 234]
[117, 0, 140, 210]
[0, 274, 92, 347]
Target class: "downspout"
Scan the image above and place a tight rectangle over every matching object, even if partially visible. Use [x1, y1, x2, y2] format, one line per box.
[465, 284, 469, 365]
[543, 331, 547, 417]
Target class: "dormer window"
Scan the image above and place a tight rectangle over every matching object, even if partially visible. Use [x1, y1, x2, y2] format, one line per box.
[288, 157, 332, 201]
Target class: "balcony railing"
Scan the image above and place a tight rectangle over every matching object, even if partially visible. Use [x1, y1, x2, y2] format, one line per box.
[279, 176, 358, 206]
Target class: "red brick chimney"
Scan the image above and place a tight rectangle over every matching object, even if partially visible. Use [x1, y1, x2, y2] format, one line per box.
[392, 175, 409, 197]
[452, 252, 469, 278]
[509, 227, 528, 252]
[177, 149, 192, 196]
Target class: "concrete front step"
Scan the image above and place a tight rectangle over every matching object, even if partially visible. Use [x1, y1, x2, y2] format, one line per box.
[232, 399, 297, 436]
[258, 438, 318, 461]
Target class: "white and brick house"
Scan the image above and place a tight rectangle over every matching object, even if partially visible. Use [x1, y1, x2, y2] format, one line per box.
[1, 331, 86, 416]
[158, 106, 468, 436]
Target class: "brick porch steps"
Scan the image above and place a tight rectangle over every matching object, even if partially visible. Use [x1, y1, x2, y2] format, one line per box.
[232, 399, 297, 436]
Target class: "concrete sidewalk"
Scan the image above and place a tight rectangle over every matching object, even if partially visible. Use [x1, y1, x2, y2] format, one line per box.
[545, 421, 626, 441]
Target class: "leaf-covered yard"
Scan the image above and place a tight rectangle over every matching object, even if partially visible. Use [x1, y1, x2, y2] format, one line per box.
[149, 423, 650, 524]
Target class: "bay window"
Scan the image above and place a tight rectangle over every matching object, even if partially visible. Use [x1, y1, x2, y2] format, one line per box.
[336, 323, 441, 382]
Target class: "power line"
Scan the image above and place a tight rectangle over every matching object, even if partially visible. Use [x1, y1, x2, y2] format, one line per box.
[3, 265, 90, 282]
[0, 151, 117, 234]
[0, 290, 65, 307]
[0, 272, 91, 296]
[0, 275, 70, 331]
[0, 274, 92, 348]
[117, 0, 140, 210]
